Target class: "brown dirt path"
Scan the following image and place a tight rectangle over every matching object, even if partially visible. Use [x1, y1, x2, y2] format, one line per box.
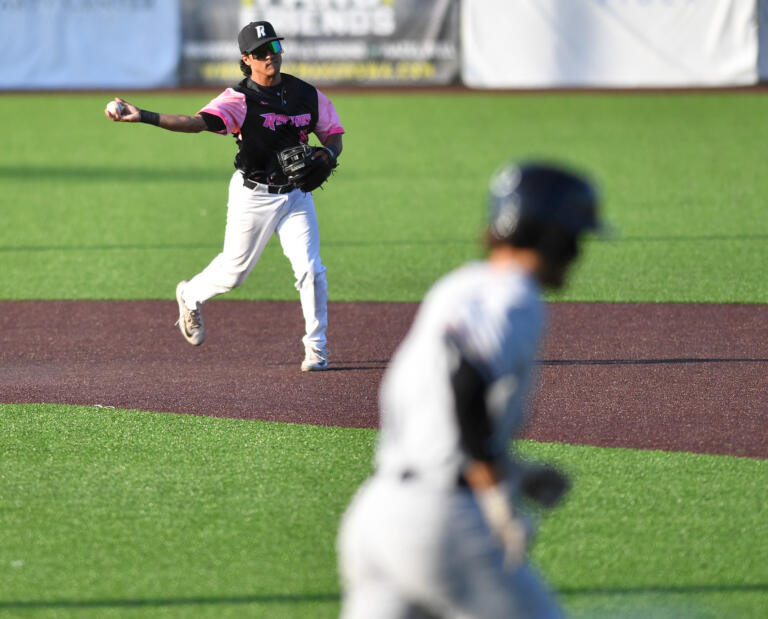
[1, 300, 766, 459]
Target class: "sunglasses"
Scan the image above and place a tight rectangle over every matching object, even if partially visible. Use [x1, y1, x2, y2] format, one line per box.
[249, 40, 283, 60]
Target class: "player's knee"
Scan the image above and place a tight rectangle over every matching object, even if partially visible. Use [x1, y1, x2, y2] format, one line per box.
[295, 259, 326, 291]
[214, 253, 252, 291]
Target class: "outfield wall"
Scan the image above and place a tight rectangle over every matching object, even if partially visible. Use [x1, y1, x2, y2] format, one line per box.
[462, 0, 759, 88]
[2, 0, 768, 90]
[0, 0, 181, 90]
[183, 0, 460, 87]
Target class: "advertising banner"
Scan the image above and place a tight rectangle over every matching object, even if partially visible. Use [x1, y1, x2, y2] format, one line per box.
[462, 0, 759, 89]
[0, 0, 180, 90]
[181, 0, 460, 87]
[760, 0, 768, 79]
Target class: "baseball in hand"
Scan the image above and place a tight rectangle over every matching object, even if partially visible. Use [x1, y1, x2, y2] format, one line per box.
[106, 100, 125, 118]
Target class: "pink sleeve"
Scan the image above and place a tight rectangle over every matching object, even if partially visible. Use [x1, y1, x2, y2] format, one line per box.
[314, 89, 345, 143]
[198, 88, 247, 135]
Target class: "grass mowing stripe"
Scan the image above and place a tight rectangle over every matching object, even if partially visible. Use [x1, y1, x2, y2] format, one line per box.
[517, 441, 768, 618]
[1, 92, 766, 302]
[1, 404, 374, 618]
[2, 405, 766, 618]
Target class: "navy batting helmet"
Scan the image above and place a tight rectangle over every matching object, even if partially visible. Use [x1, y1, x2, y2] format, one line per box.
[487, 161, 601, 265]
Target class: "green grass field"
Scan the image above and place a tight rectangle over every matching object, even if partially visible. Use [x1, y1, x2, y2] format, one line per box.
[1, 91, 767, 617]
[2, 405, 766, 618]
[1, 91, 767, 302]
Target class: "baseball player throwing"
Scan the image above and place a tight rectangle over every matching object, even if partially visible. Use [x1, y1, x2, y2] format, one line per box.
[104, 21, 344, 371]
[337, 162, 602, 618]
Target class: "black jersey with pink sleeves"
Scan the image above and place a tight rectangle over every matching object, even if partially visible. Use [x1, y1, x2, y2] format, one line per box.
[199, 73, 344, 186]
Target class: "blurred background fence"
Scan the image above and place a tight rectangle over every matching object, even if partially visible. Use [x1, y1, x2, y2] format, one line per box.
[2, 0, 768, 90]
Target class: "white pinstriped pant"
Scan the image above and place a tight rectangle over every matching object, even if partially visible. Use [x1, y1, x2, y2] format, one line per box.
[182, 170, 328, 350]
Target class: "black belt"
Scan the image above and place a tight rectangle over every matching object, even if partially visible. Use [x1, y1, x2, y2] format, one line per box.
[242, 177, 294, 194]
[398, 469, 469, 488]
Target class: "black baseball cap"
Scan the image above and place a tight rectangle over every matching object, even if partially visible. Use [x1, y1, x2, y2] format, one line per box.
[238, 21, 284, 54]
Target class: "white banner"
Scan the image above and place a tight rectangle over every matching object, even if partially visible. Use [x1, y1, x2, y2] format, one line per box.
[462, 0, 759, 88]
[0, 0, 181, 89]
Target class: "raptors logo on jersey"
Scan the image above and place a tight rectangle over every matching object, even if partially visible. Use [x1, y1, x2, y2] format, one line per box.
[260, 112, 312, 131]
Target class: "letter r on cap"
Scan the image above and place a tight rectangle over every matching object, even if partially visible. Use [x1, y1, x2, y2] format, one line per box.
[256, 26, 265, 37]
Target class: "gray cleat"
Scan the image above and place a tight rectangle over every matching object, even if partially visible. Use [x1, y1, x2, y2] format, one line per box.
[301, 346, 328, 371]
[175, 281, 205, 346]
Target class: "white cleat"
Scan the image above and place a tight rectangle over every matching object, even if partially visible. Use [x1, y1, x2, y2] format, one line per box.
[301, 346, 328, 372]
[175, 281, 205, 346]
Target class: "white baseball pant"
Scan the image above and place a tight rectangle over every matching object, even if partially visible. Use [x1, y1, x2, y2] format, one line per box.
[338, 476, 563, 619]
[182, 171, 328, 350]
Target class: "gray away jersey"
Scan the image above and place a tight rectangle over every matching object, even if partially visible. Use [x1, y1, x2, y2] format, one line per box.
[376, 261, 545, 489]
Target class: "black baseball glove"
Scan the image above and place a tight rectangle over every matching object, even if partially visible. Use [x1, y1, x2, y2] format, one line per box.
[520, 463, 571, 509]
[277, 144, 338, 193]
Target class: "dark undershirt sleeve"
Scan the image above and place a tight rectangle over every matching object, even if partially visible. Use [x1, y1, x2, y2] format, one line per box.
[199, 112, 226, 133]
[449, 346, 496, 462]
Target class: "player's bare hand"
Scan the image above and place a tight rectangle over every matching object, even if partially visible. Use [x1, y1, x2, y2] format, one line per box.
[499, 517, 528, 568]
[475, 483, 532, 569]
[104, 98, 139, 122]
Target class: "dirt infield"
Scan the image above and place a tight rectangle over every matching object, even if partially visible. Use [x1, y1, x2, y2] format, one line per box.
[1, 300, 766, 459]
